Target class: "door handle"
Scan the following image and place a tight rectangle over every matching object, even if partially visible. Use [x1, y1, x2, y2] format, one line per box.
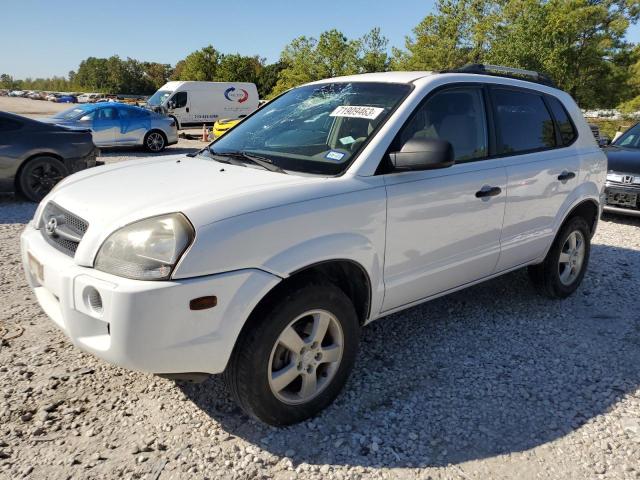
[557, 171, 576, 182]
[475, 185, 502, 198]
[186, 107, 190, 113]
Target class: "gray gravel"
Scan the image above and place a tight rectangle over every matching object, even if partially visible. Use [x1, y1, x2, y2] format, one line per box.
[1, 155, 639, 479]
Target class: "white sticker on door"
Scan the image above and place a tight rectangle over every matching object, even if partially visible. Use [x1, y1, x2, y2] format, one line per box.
[330, 106, 384, 120]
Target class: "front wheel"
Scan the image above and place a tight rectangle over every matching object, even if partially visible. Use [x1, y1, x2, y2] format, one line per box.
[224, 281, 360, 426]
[528, 216, 591, 299]
[144, 130, 166, 152]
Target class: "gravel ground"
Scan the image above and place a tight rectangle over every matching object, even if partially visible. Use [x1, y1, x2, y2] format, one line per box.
[0, 99, 639, 479]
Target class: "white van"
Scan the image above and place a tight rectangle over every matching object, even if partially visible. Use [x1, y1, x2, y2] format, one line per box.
[146, 81, 259, 129]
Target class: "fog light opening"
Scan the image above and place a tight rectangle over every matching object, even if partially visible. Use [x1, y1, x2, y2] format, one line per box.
[84, 286, 103, 316]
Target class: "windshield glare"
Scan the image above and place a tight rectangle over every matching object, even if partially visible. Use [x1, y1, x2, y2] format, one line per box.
[53, 106, 93, 120]
[614, 123, 640, 149]
[147, 90, 172, 106]
[211, 82, 411, 174]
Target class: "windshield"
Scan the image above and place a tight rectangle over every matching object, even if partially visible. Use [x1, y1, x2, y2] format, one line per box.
[52, 105, 93, 120]
[211, 82, 411, 175]
[147, 90, 172, 106]
[614, 123, 640, 149]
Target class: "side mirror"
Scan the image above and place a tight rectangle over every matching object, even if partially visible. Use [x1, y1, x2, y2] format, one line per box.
[389, 138, 454, 171]
[167, 101, 175, 109]
[79, 115, 92, 122]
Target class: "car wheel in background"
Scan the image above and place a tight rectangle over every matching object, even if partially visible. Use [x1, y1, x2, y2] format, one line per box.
[224, 281, 360, 426]
[18, 156, 68, 202]
[528, 216, 591, 299]
[144, 130, 166, 152]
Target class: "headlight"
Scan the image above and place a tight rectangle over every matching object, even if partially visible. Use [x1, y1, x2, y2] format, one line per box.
[95, 213, 194, 280]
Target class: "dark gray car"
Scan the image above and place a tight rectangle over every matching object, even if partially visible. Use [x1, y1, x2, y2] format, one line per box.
[0, 111, 99, 202]
[603, 122, 640, 216]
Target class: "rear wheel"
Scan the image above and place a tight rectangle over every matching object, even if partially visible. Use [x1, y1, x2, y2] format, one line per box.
[18, 156, 68, 202]
[528, 216, 591, 299]
[144, 130, 166, 152]
[224, 281, 360, 426]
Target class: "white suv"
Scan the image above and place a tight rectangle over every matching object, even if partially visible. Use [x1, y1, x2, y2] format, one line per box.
[21, 65, 607, 425]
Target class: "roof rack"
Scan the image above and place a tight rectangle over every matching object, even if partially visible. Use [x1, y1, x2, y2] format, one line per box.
[443, 64, 556, 88]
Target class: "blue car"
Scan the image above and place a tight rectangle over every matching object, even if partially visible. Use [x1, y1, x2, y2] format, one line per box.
[56, 95, 77, 103]
[42, 103, 178, 152]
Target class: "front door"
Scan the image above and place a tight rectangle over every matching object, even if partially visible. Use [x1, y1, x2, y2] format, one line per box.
[382, 86, 507, 312]
[168, 91, 189, 126]
[92, 107, 119, 146]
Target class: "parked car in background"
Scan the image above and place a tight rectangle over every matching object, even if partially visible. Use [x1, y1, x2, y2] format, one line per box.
[146, 81, 259, 129]
[41, 103, 178, 152]
[45, 93, 59, 102]
[57, 94, 77, 103]
[9, 90, 25, 97]
[603, 122, 640, 216]
[20, 65, 606, 425]
[0, 111, 98, 201]
[77, 93, 105, 104]
[211, 116, 245, 138]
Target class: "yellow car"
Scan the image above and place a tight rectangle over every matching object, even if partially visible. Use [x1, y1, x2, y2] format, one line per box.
[212, 117, 243, 138]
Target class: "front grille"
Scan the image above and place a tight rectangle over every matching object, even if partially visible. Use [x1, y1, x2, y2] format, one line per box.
[39, 202, 88, 256]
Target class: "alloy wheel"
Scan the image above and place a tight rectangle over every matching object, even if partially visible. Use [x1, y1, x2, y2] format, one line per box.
[146, 132, 165, 152]
[268, 309, 344, 405]
[558, 230, 585, 286]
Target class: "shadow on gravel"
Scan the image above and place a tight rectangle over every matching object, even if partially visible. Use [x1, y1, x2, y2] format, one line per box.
[180, 242, 640, 468]
[0, 195, 36, 224]
[601, 212, 640, 228]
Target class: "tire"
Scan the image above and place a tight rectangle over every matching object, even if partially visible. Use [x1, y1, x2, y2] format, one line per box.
[224, 281, 360, 426]
[18, 156, 68, 202]
[144, 130, 166, 152]
[528, 216, 591, 299]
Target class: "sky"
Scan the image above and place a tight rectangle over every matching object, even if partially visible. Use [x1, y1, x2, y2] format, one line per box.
[2, 0, 640, 80]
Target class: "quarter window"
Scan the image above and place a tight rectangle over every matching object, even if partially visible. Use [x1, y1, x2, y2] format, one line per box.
[547, 96, 577, 145]
[399, 88, 488, 162]
[492, 89, 556, 154]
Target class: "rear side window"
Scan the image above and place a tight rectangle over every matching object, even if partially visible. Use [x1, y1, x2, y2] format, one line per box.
[547, 97, 577, 145]
[492, 89, 556, 154]
[0, 117, 23, 131]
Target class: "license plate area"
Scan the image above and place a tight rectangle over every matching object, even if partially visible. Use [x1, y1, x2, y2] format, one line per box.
[607, 190, 638, 208]
[28, 252, 44, 285]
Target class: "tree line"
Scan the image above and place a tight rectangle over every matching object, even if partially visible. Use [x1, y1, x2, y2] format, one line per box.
[2, 0, 640, 110]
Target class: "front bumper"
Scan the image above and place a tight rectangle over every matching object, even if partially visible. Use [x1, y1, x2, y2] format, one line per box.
[603, 181, 640, 216]
[20, 222, 280, 374]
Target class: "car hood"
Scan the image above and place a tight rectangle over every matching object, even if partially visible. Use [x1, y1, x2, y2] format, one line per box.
[40, 154, 322, 265]
[603, 146, 640, 175]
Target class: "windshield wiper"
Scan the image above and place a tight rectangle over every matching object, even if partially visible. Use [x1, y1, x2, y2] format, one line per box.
[212, 150, 288, 174]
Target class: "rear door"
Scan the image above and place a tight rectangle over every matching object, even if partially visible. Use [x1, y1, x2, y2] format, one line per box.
[382, 86, 507, 312]
[490, 87, 581, 271]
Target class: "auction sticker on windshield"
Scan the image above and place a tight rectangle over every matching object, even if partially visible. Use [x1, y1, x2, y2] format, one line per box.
[330, 106, 384, 120]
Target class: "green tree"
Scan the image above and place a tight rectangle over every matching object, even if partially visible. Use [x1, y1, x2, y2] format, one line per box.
[176, 45, 220, 81]
[0, 74, 16, 89]
[217, 54, 263, 84]
[358, 27, 390, 72]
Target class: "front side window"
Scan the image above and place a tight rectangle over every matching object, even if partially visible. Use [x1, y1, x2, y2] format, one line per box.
[97, 108, 118, 120]
[492, 89, 556, 154]
[614, 123, 640, 148]
[171, 92, 188, 108]
[398, 87, 488, 162]
[211, 82, 411, 175]
[547, 96, 577, 146]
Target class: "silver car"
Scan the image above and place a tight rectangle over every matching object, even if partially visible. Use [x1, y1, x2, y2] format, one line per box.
[42, 103, 178, 152]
